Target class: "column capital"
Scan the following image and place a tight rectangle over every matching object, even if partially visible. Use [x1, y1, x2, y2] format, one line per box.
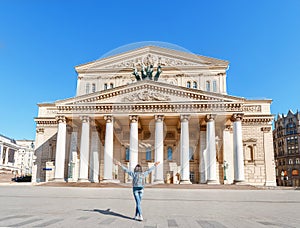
[205, 114, 216, 122]
[224, 125, 232, 131]
[56, 115, 66, 123]
[155, 115, 164, 122]
[80, 115, 90, 123]
[104, 115, 113, 123]
[129, 115, 139, 123]
[261, 127, 271, 132]
[180, 114, 190, 122]
[231, 113, 244, 122]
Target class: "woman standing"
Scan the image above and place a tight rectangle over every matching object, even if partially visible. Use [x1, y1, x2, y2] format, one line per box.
[115, 161, 160, 221]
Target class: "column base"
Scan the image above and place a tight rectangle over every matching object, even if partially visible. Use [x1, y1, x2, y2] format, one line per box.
[180, 180, 192, 184]
[154, 180, 165, 184]
[77, 178, 90, 183]
[206, 180, 220, 185]
[51, 178, 66, 182]
[264, 181, 276, 187]
[102, 179, 120, 184]
[67, 178, 77, 183]
[233, 180, 246, 185]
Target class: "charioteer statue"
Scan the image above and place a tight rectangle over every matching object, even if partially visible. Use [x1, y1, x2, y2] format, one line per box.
[132, 64, 162, 81]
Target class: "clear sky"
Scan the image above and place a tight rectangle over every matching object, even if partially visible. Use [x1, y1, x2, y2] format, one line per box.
[1, 0, 300, 140]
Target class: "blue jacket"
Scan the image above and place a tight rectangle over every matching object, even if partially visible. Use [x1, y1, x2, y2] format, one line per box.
[121, 165, 155, 188]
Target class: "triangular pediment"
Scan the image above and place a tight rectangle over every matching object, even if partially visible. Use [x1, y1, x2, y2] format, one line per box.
[75, 46, 228, 73]
[57, 80, 244, 106]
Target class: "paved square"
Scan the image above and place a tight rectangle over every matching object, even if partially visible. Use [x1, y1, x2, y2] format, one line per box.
[0, 185, 299, 227]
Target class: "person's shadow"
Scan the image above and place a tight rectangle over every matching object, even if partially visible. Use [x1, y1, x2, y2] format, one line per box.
[84, 208, 134, 220]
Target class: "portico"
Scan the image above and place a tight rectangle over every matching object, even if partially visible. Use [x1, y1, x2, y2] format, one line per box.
[33, 45, 276, 186]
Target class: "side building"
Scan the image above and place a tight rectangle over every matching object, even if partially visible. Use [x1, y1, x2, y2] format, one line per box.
[0, 134, 34, 176]
[273, 110, 300, 186]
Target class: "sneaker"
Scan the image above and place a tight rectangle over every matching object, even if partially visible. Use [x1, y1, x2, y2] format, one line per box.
[138, 215, 143, 221]
[134, 215, 138, 220]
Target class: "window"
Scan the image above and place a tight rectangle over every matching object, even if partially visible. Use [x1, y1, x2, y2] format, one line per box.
[167, 147, 173, 161]
[193, 81, 197, 89]
[125, 147, 130, 161]
[110, 83, 114, 89]
[189, 147, 194, 161]
[213, 80, 217, 92]
[85, 83, 90, 94]
[289, 159, 293, 165]
[245, 145, 254, 161]
[92, 83, 96, 93]
[206, 81, 211, 91]
[296, 158, 300, 164]
[104, 83, 108, 90]
[146, 148, 151, 161]
[186, 81, 191, 88]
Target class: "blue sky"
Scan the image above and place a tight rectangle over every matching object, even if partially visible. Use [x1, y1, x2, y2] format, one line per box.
[1, 0, 300, 140]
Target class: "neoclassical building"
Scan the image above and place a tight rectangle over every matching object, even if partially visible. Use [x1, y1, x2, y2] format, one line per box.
[33, 45, 276, 186]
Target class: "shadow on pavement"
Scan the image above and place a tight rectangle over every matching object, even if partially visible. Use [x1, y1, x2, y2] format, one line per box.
[83, 208, 134, 220]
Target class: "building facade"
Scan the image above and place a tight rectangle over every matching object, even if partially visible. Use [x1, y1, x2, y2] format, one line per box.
[0, 134, 34, 175]
[273, 110, 300, 186]
[33, 46, 276, 186]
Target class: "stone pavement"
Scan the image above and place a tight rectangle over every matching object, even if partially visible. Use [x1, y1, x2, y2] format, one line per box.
[0, 185, 299, 227]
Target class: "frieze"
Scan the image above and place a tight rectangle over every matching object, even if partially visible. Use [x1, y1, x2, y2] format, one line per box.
[242, 105, 262, 113]
[57, 102, 243, 114]
[104, 54, 199, 69]
[242, 116, 274, 125]
[124, 90, 170, 102]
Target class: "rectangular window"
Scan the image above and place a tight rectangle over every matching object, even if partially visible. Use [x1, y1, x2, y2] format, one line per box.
[146, 148, 151, 161]
[213, 80, 217, 92]
[167, 147, 173, 161]
[92, 83, 96, 92]
[125, 148, 130, 161]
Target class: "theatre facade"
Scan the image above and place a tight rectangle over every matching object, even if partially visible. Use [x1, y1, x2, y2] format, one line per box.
[33, 46, 276, 186]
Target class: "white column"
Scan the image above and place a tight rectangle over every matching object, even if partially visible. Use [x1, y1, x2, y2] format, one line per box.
[199, 125, 207, 184]
[154, 115, 164, 183]
[223, 125, 234, 184]
[68, 129, 78, 182]
[4, 147, 9, 165]
[103, 115, 114, 182]
[129, 115, 139, 172]
[232, 114, 245, 183]
[89, 127, 100, 183]
[0, 144, 3, 165]
[53, 116, 67, 182]
[262, 127, 276, 186]
[78, 116, 90, 182]
[180, 115, 191, 184]
[206, 114, 219, 184]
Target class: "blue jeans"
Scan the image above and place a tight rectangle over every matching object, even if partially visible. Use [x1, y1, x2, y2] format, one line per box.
[133, 187, 144, 216]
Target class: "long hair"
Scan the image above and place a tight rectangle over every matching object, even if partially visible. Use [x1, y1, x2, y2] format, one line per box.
[134, 164, 142, 173]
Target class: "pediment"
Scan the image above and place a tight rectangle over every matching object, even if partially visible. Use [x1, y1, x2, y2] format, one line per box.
[75, 46, 228, 72]
[57, 80, 244, 106]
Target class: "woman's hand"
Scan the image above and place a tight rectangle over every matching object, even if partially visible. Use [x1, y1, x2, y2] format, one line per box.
[114, 160, 121, 166]
[154, 161, 160, 166]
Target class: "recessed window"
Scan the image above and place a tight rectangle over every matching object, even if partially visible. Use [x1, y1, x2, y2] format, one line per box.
[110, 83, 114, 89]
[167, 147, 173, 161]
[213, 80, 217, 92]
[104, 83, 108, 90]
[92, 83, 96, 93]
[187, 81, 191, 88]
[146, 148, 151, 161]
[85, 83, 90, 94]
[189, 147, 194, 161]
[125, 147, 130, 161]
[193, 81, 197, 89]
[206, 81, 211, 92]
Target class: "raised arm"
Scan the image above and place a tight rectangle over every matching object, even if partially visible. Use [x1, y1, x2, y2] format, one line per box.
[115, 160, 133, 177]
[144, 161, 160, 177]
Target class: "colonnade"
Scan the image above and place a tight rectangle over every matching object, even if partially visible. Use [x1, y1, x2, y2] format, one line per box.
[52, 114, 245, 184]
